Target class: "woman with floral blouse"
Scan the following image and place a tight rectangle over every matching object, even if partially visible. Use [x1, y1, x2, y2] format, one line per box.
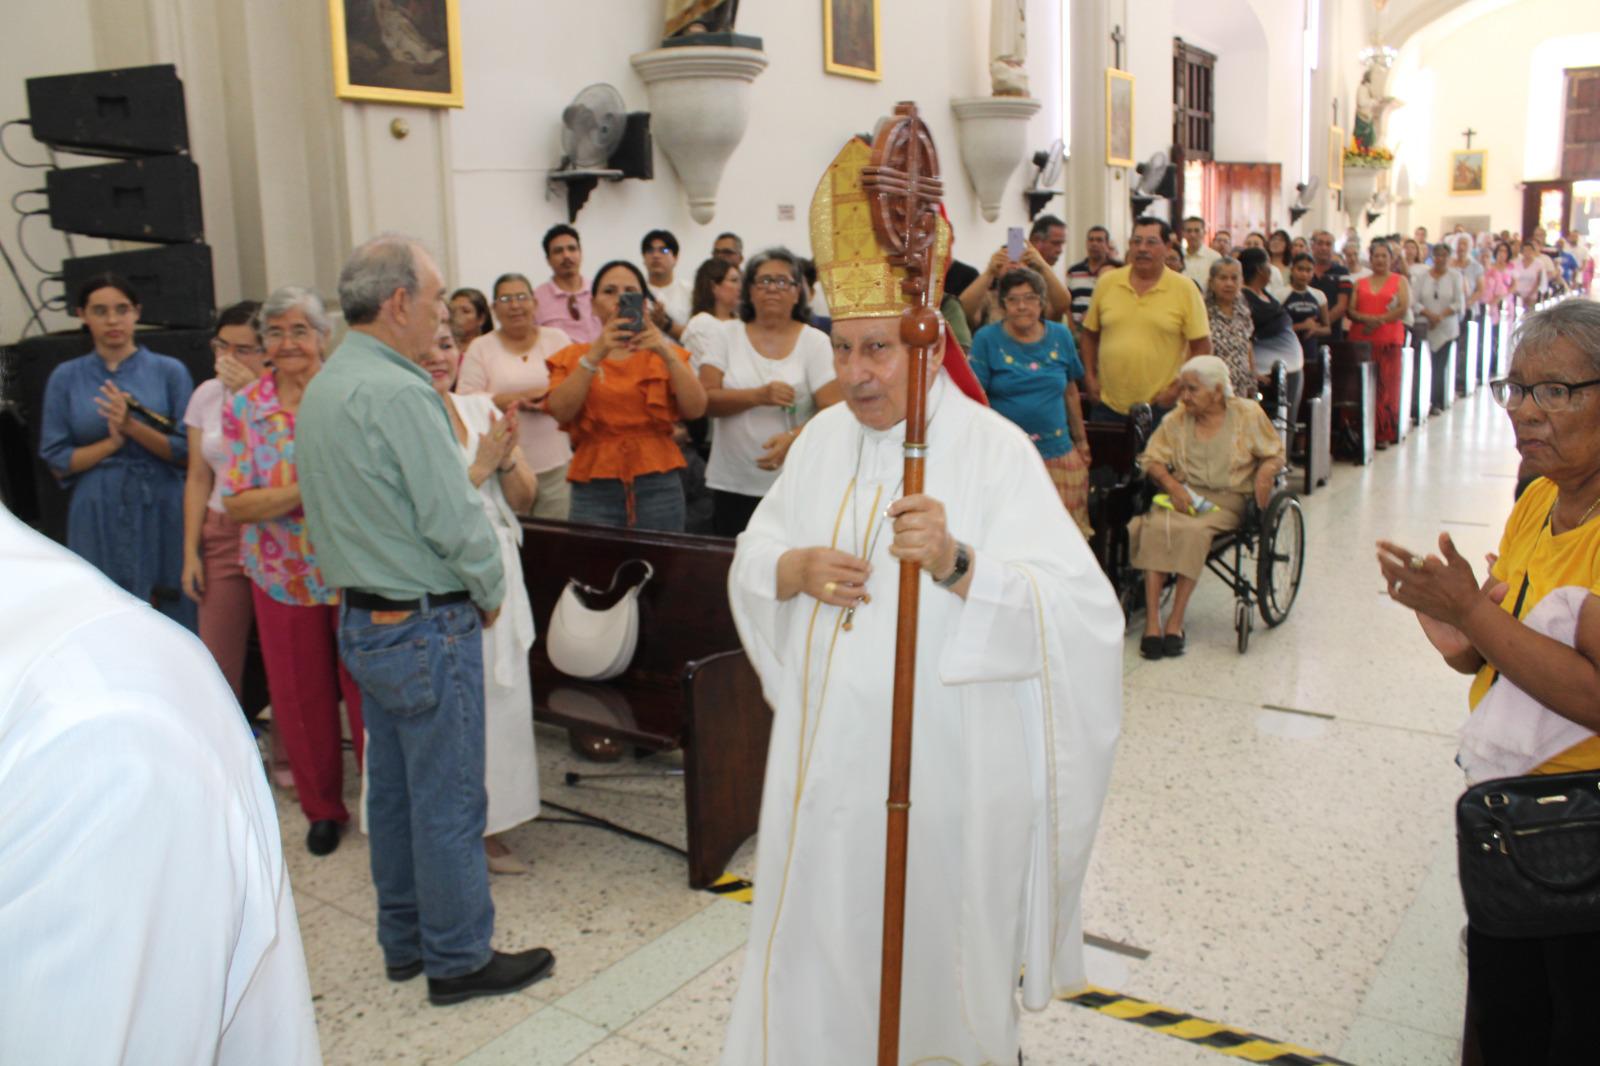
[223, 286, 362, 858]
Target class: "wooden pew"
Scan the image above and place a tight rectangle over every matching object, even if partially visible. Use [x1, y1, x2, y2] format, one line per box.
[1084, 412, 1151, 612]
[1328, 340, 1375, 465]
[1299, 345, 1333, 494]
[518, 519, 771, 889]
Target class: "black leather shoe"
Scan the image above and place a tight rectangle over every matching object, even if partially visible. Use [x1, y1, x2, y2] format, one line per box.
[428, 948, 555, 1006]
[306, 820, 342, 856]
[1139, 635, 1164, 660]
[386, 959, 424, 982]
[1163, 632, 1186, 657]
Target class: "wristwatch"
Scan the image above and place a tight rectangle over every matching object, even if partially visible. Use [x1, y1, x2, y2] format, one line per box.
[933, 541, 971, 589]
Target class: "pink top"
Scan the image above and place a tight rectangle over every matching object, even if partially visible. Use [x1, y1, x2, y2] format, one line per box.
[1512, 259, 1552, 302]
[1481, 266, 1515, 322]
[182, 378, 230, 513]
[221, 375, 335, 607]
[456, 327, 575, 473]
[534, 278, 600, 345]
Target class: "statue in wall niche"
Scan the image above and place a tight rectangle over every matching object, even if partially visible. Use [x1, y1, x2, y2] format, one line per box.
[989, 0, 1029, 96]
[666, 0, 739, 38]
[1353, 64, 1401, 152]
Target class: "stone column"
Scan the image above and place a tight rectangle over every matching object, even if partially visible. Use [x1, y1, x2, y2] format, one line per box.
[1067, 0, 1119, 251]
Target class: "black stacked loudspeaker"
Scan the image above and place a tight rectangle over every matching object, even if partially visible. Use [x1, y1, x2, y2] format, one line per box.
[30, 64, 215, 326]
[8, 64, 216, 539]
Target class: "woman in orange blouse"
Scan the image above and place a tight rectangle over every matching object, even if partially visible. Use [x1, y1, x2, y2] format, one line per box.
[546, 260, 708, 530]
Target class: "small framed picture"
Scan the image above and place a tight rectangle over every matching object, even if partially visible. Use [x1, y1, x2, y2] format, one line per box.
[824, 0, 882, 81]
[1105, 69, 1135, 167]
[1450, 150, 1487, 195]
[1328, 125, 1345, 191]
[329, 0, 463, 108]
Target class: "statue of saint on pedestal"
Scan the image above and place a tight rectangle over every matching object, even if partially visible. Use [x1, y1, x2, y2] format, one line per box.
[666, 0, 739, 38]
[989, 0, 1029, 96]
[1353, 65, 1400, 152]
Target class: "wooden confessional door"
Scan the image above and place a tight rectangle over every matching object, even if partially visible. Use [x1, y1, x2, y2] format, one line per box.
[1204, 163, 1282, 240]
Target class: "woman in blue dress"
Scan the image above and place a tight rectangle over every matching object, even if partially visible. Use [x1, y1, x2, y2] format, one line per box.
[38, 274, 196, 629]
[968, 267, 1093, 537]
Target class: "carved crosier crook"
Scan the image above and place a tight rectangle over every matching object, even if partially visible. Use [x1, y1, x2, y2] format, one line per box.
[863, 100, 945, 1066]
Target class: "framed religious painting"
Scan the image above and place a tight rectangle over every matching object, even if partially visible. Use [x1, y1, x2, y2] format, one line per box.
[824, 0, 882, 81]
[329, 0, 464, 108]
[1450, 150, 1487, 195]
[1328, 125, 1345, 191]
[1105, 69, 1135, 167]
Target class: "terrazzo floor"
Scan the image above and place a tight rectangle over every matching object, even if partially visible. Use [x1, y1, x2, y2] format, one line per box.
[277, 385, 1517, 1065]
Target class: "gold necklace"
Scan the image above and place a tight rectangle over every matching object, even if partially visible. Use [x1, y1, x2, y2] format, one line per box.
[1566, 493, 1600, 533]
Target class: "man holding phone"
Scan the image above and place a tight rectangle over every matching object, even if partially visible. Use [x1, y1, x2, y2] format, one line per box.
[959, 223, 1072, 330]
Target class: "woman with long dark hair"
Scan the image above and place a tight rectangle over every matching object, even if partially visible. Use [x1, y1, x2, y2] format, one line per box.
[545, 260, 708, 530]
[39, 273, 195, 629]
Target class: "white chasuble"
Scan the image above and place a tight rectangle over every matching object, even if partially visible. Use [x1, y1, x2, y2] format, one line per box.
[722, 376, 1124, 1066]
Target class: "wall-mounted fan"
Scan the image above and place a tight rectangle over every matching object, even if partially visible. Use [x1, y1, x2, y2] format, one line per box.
[548, 83, 653, 221]
[1129, 150, 1176, 218]
[1288, 177, 1320, 225]
[1024, 139, 1064, 220]
[1365, 190, 1388, 228]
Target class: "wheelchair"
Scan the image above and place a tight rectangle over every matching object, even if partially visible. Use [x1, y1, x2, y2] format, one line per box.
[1082, 365, 1306, 652]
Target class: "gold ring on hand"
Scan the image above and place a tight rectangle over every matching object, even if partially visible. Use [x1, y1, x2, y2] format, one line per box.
[1408, 556, 1425, 571]
[823, 580, 838, 596]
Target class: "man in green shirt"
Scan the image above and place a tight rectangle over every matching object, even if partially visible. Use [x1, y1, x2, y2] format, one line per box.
[297, 233, 553, 1006]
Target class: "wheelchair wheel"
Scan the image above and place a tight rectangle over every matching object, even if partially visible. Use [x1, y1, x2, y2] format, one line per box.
[1257, 492, 1306, 627]
[1235, 599, 1252, 653]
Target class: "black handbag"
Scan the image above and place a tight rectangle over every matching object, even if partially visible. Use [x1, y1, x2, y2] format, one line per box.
[1456, 770, 1600, 938]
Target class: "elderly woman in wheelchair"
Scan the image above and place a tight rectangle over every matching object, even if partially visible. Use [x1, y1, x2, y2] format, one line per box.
[1129, 355, 1285, 658]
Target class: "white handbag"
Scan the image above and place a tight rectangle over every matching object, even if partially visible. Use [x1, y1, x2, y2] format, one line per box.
[545, 560, 655, 681]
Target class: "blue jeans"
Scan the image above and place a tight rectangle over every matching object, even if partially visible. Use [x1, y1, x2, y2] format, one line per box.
[338, 599, 493, 979]
[568, 470, 685, 531]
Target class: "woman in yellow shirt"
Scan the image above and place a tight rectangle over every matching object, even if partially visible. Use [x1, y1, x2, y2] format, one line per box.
[1376, 299, 1600, 1065]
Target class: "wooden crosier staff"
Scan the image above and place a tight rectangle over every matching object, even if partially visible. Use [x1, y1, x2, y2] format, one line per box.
[861, 101, 944, 1066]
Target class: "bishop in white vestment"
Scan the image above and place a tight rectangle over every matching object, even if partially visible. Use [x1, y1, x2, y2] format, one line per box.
[721, 129, 1123, 1066]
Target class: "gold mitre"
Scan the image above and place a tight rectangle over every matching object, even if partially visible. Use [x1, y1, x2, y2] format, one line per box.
[809, 136, 952, 321]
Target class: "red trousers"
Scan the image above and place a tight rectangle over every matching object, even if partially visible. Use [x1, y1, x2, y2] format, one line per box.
[251, 586, 364, 823]
[1372, 342, 1402, 445]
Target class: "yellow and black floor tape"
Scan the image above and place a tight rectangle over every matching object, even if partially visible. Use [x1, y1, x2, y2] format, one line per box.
[705, 880, 1348, 1064]
[705, 873, 754, 904]
[1061, 986, 1353, 1065]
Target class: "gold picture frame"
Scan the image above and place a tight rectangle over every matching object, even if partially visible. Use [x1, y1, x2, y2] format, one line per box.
[329, 0, 463, 108]
[1105, 69, 1135, 167]
[1450, 149, 1487, 195]
[1328, 125, 1345, 191]
[824, 0, 882, 81]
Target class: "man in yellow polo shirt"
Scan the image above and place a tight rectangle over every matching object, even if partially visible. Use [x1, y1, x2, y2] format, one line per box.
[1080, 216, 1212, 423]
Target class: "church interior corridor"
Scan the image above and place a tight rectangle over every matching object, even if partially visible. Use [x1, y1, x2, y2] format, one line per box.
[279, 389, 1513, 1065]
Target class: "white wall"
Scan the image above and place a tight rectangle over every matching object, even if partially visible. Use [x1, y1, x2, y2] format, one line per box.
[1390, 0, 1600, 235]
[0, 0, 111, 338]
[1, 0, 1365, 349]
[1063, 0, 1320, 245]
[448, 0, 1065, 292]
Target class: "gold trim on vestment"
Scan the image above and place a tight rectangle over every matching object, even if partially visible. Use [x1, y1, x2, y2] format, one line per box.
[759, 474, 869, 1063]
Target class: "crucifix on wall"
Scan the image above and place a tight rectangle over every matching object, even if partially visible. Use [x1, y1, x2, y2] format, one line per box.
[1461, 127, 1478, 149]
[1110, 24, 1124, 70]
